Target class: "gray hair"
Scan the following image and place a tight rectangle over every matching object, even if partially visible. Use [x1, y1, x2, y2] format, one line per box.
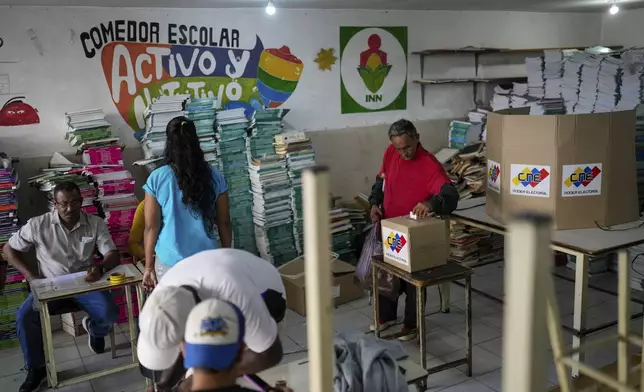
[388, 119, 418, 139]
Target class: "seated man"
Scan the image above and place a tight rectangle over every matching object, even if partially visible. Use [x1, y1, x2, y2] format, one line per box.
[181, 298, 291, 392]
[137, 248, 287, 392]
[4, 182, 121, 392]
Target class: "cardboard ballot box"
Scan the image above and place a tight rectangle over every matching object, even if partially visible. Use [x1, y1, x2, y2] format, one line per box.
[380, 216, 449, 273]
[486, 108, 639, 230]
[279, 258, 364, 316]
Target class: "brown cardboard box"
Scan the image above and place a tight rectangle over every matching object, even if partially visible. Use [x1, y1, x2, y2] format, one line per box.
[486, 108, 639, 230]
[279, 258, 364, 316]
[380, 216, 449, 273]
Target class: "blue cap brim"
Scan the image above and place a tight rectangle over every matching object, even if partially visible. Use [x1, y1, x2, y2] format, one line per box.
[183, 342, 241, 371]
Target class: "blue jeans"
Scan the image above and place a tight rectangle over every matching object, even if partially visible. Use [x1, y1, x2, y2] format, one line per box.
[16, 292, 118, 369]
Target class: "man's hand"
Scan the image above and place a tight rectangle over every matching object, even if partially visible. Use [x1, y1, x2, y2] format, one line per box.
[370, 205, 383, 222]
[84, 265, 102, 283]
[412, 202, 431, 218]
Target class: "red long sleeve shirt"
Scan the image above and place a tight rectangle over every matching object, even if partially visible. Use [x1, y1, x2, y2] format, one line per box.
[378, 143, 451, 219]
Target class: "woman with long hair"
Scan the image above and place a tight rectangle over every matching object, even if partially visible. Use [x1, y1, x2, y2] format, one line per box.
[141, 117, 232, 291]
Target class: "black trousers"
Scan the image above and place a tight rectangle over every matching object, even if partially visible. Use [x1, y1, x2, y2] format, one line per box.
[378, 280, 426, 329]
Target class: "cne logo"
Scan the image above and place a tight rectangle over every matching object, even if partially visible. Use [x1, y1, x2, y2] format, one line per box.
[512, 167, 550, 188]
[488, 164, 501, 183]
[563, 166, 601, 188]
[386, 232, 407, 253]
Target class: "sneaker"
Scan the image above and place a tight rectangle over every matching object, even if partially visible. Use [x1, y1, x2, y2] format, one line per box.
[82, 316, 106, 354]
[397, 327, 418, 342]
[19, 367, 46, 392]
[369, 319, 397, 332]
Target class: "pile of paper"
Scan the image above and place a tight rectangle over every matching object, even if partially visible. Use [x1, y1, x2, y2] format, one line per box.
[65, 109, 118, 151]
[576, 53, 604, 113]
[561, 52, 585, 113]
[274, 131, 316, 254]
[0, 155, 28, 349]
[141, 95, 189, 159]
[247, 109, 288, 159]
[544, 50, 564, 98]
[443, 143, 486, 200]
[249, 155, 297, 265]
[468, 108, 489, 142]
[185, 98, 219, 168]
[529, 98, 566, 115]
[595, 56, 622, 113]
[617, 49, 644, 110]
[215, 109, 256, 253]
[526, 57, 545, 98]
[448, 121, 481, 151]
[330, 208, 355, 261]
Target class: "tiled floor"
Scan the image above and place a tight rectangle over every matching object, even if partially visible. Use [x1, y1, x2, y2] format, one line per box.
[0, 263, 638, 391]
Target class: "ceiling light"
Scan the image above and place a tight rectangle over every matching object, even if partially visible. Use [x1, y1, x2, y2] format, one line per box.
[266, 0, 276, 15]
[609, 3, 619, 14]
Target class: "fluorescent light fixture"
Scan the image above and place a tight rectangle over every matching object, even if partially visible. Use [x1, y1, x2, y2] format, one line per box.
[609, 3, 619, 14]
[266, 0, 276, 15]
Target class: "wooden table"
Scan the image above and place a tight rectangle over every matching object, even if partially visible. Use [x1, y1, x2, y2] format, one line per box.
[31, 263, 144, 388]
[246, 357, 430, 391]
[451, 198, 644, 377]
[371, 256, 473, 380]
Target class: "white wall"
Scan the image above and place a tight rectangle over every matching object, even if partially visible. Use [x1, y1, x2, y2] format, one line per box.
[601, 9, 644, 47]
[0, 6, 603, 158]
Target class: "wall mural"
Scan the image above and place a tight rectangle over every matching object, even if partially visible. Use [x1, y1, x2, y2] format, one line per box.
[314, 48, 337, 71]
[340, 26, 407, 114]
[80, 21, 303, 140]
[0, 97, 40, 126]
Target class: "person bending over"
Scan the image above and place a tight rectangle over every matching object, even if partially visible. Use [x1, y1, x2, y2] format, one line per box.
[181, 298, 292, 392]
[138, 248, 287, 392]
[369, 119, 459, 341]
[4, 181, 120, 392]
[143, 117, 232, 291]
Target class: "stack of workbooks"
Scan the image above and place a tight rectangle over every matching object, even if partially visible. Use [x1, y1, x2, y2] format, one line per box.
[247, 109, 288, 159]
[329, 208, 355, 262]
[448, 121, 479, 150]
[249, 155, 297, 265]
[274, 131, 316, 254]
[526, 56, 545, 98]
[141, 95, 189, 159]
[185, 98, 219, 168]
[0, 154, 28, 350]
[65, 109, 119, 152]
[215, 109, 256, 253]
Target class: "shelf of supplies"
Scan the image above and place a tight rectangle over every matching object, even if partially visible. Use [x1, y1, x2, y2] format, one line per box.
[413, 77, 527, 106]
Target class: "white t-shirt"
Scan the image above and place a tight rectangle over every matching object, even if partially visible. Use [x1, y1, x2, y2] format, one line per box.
[156, 248, 285, 354]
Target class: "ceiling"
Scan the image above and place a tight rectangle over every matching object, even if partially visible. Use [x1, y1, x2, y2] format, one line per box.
[1, 0, 643, 13]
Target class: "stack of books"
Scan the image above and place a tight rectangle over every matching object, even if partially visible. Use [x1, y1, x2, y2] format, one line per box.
[185, 98, 219, 168]
[215, 109, 256, 253]
[141, 95, 189, 159]
[247, 109, 288, 159]
[329, 208, 355, 262]
[561, 52, 585, 113]
[577, 53, 603, 113]
[64, 109, 118, 151]
[526, 56, 545, 98]
[443, 144, 487, 200]
[617, 48, 644, 111]
[0, 155, 28, 350]
[249, 155, 297, 266]
[544, 50, 564, 99]
[530, 97, 566, 115]
[274, 131, 316, 254]
[468, 108, 489, 142]
[595, 56, 622, 113]
[448, 121, 479, 150]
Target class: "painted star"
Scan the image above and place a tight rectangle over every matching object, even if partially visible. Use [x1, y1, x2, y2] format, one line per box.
[314, 48, 338, 71]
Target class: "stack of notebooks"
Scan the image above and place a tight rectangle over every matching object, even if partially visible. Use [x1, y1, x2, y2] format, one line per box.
[215, 109, 256, 253]
[443, 143, 487, 200]
[329, 208, 355, 262]
[64, 109, 118, 151]
[543, 50, 564, 99]
[561, 52, 586, 113]
[249, 155, 297, 266]
[468, 108, 489, 142]
[577, 53, 604, 113]
[247, 109, 288, 159]
[490, 83, 530, 112]
[526, 56, 545, 98]
[448, 121, 480, 150]
[0, 155, 28, 350]
[617, 48, 644, 110]
[141, 95, 189, 159]
[595, 55, 622, 113]
[185, 98, 219, 168]
[530, 98, 566, 115]
[274, 131, 316, 254]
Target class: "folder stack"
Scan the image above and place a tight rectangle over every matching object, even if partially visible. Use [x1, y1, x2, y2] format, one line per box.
[65, 109, 119, 152]
[215, 109, 257, 253]
[274, 131, 316, 254]
[141, 95, 189, 161]
[329, 208, 356, 262]
[247, 109, 289, 159]
[185, 98, 219, 169]
[249, 155, 298, 266]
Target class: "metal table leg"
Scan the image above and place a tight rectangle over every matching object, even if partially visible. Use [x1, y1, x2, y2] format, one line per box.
[418, 285, 427, 369]
[372, 264, 380, 339]
[571, 252, 590, 378]
[125, 283, 137, 363]
[617, 249, 630, 384]
[465, 275, 472, 377]
[440, 283, 451, 313]
[40, 300, 57, 387]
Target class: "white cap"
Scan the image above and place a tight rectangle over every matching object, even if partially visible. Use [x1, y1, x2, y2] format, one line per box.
[137, 286, 197, 370]
[183, 299, 245, 371]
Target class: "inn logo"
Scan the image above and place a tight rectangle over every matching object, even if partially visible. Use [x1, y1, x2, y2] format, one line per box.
[561, 164, 603, 197]
[340, 26, 407, 114]
[510, 164, 551, 198]
[487, 160, 501, 193]
[386, 232, 407, 254]
[79, 21, 303, 139]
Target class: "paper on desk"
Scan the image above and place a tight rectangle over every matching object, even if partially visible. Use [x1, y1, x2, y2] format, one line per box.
[52, 271, 88, 290]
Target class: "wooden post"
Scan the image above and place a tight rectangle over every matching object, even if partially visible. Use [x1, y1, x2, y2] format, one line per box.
[502, 213, 551, 392]
[302, 167, 333, 392]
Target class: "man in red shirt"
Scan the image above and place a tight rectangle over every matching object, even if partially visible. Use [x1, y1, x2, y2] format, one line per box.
[369, 119, 459, 340]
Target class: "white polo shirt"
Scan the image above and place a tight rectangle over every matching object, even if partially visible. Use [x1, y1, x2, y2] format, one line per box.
[156, 248, 286, 354]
